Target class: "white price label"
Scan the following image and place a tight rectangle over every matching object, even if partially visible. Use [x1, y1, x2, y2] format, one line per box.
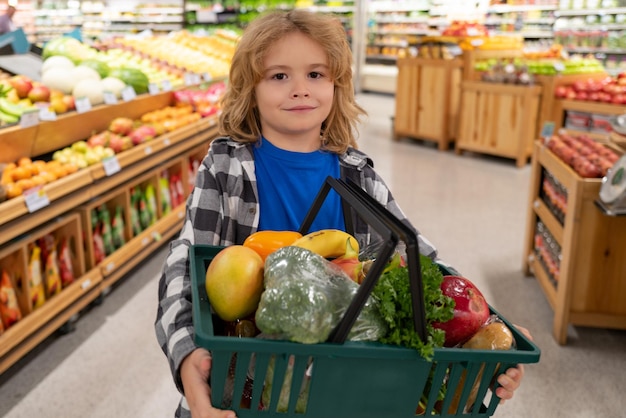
[192, 73, 201, 85]
[24, 186, 50, 213]
[106, 262, 115, 272]
[466, 27, 479, 37]
[163, 138, 171, 146]
[121, 86, 137, 101]
[203, 72, 212, 82]
[75, 97, 92, 113]
[141, 237, 150, 246]
[20, 110, 39, 128]
[161, 80, 172, 91]
[102, 156, 121, 176]
[148, 83, 160, 95]
[553, 62, 565, 72]
[103, 91, 118, 105]
[38, 107, 57, 121]
[144, 146, 152, 155]
[81, 279, 92, 290]
[184, 73, 195, 86]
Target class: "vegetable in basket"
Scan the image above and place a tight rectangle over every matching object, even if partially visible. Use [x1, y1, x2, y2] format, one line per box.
[255, 246, 387, 344]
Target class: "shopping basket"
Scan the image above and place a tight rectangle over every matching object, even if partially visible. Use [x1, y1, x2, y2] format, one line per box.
[190, 177, 541, 418]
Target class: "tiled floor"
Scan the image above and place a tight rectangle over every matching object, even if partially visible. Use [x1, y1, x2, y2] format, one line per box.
[0, 93, 625, 418]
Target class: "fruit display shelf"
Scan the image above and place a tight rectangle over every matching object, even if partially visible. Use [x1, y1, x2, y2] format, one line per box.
[0, 89, 219, 375]
[523, 141, 626, 344]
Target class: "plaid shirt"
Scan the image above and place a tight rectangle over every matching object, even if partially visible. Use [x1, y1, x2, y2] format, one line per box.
[155, 136, 443, 417]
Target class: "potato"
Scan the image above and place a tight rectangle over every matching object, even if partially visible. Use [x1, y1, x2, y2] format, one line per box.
[462, 321, 514, 350]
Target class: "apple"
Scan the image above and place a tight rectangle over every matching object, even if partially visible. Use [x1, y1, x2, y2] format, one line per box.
[9, 75, 33, 99]
[28, 85, 51, 103]
[432, 275, 490, 347]
[61, 95, 75, 111]
[554, 86, 568, 98]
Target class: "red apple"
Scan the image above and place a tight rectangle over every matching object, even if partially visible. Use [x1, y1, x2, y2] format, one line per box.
[61, 95, 75, 111]
[108, 117, 134, 136]
[432, 275, 490, 347]
[9, 75, 33, 99]
[27, 85, 51, 103]
[554, 86, 568, 98]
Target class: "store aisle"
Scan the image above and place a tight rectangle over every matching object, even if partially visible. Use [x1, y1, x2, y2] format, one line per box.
[1, 93, 625, 418]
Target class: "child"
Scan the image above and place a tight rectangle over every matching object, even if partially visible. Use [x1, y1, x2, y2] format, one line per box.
[155, 9, 527, 418]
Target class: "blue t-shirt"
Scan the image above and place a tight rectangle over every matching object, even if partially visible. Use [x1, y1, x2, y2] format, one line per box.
[253, 137, 345, 233]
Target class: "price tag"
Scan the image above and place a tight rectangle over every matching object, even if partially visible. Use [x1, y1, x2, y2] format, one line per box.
[192, 73, 201, 85]
[39, 107, 57, 121]
[141, 237, 150, 246]
[75, 97, 92, 113]
[24, 186, 50, 213]
[161, 80, 172, 91]
[144, 146, 152, 155]
[541, 121, 555, 140]
[148, 83, 160, 95]
[20, 109, 39, 128]
[102, 156, 121, 176]
[106, 262, 115, 272]
[103, 91, 118, 105]
[163, 138, 171, 146]
[81, 279, 92, 290]
[184, 73, 195, 86]
[121, 86, 137, 101]
[553, 62, 565, 72]
[466, 27, 479, 37]
[203, 72, 212, 82]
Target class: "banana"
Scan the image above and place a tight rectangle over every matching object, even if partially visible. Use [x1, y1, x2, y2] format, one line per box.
[0, 109, 19, 124]
[291, 229, 359, 259]
[0, 98, 26, 118]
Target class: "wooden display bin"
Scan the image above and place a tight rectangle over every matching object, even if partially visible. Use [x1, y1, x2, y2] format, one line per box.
[523, 141, 626, 344]
[394, 57, 463, 150]
[456, 81, 542, 167]
[551, 99, 626, 142]
[534, 72, 608, 139]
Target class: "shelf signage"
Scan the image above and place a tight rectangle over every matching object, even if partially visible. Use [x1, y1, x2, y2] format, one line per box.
[148, 83, 160, 95]
[102, 156, 121, 176]
[103, 91, 118, 105]
[161, 80, 172, 92]
[541, 122, 555, 140]
[38, 107, 57, 121]
[24, 186, 50, 213]
[20, 109, 39, 128]
[121, 86, 137, 102]
[75, 97, 92, 113]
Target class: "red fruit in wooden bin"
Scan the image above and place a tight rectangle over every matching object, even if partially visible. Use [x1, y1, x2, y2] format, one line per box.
[432, 275, 490, 347]
[108, 117, 134, 136]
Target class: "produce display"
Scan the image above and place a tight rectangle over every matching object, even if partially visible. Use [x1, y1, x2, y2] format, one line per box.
[0, 82, 224, 203]
[554, 72, 626, 104]
[544, 132, 621, 178]
[203, 228, 522, 413]
[474, 56, 605, 78]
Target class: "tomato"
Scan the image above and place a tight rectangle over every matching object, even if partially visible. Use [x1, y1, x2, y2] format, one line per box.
[243, 230, 302, 261]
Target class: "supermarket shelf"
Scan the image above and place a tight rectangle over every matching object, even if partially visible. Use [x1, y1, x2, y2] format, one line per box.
[488, 4, 558, 13]
[555, 7, 626, 17]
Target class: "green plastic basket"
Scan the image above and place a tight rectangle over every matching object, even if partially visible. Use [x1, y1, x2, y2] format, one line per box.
[190, 178, 541, 418]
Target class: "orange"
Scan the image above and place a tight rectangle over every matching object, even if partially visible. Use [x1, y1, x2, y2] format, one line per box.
[11, 167, 30, 181]
[5, 183, 23, 199]
[15, 178, 35, 191]
[18, 157, 32, 167]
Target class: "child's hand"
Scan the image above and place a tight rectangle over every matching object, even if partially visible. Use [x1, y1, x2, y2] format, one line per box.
[180, 348, 238, 418]
[495, 324, 533, 404]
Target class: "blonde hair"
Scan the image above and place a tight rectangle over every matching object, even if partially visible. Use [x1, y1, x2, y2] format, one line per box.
[218, 9, 366, 153]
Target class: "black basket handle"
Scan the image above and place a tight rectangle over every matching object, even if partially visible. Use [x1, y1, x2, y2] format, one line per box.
[298, 177, 427, 344]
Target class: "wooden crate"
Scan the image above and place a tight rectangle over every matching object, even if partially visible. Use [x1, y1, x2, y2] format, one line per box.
[394, 57, 463, 150]
[456, 81, 542, 167]
[523, 141, 626, 344]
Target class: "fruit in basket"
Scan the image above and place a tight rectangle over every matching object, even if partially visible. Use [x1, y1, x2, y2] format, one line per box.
[129, 125, 157, 145]
[432, 275, 490, 347]
[27, 85, 51, 103]
[242, 230, 303, 262]
[8, 75, 33, 99]
[108, 68, 149, 95]
[205, 245, 264, 322]
[291, 229, 359, 259]
[330, 238, 366, 283]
